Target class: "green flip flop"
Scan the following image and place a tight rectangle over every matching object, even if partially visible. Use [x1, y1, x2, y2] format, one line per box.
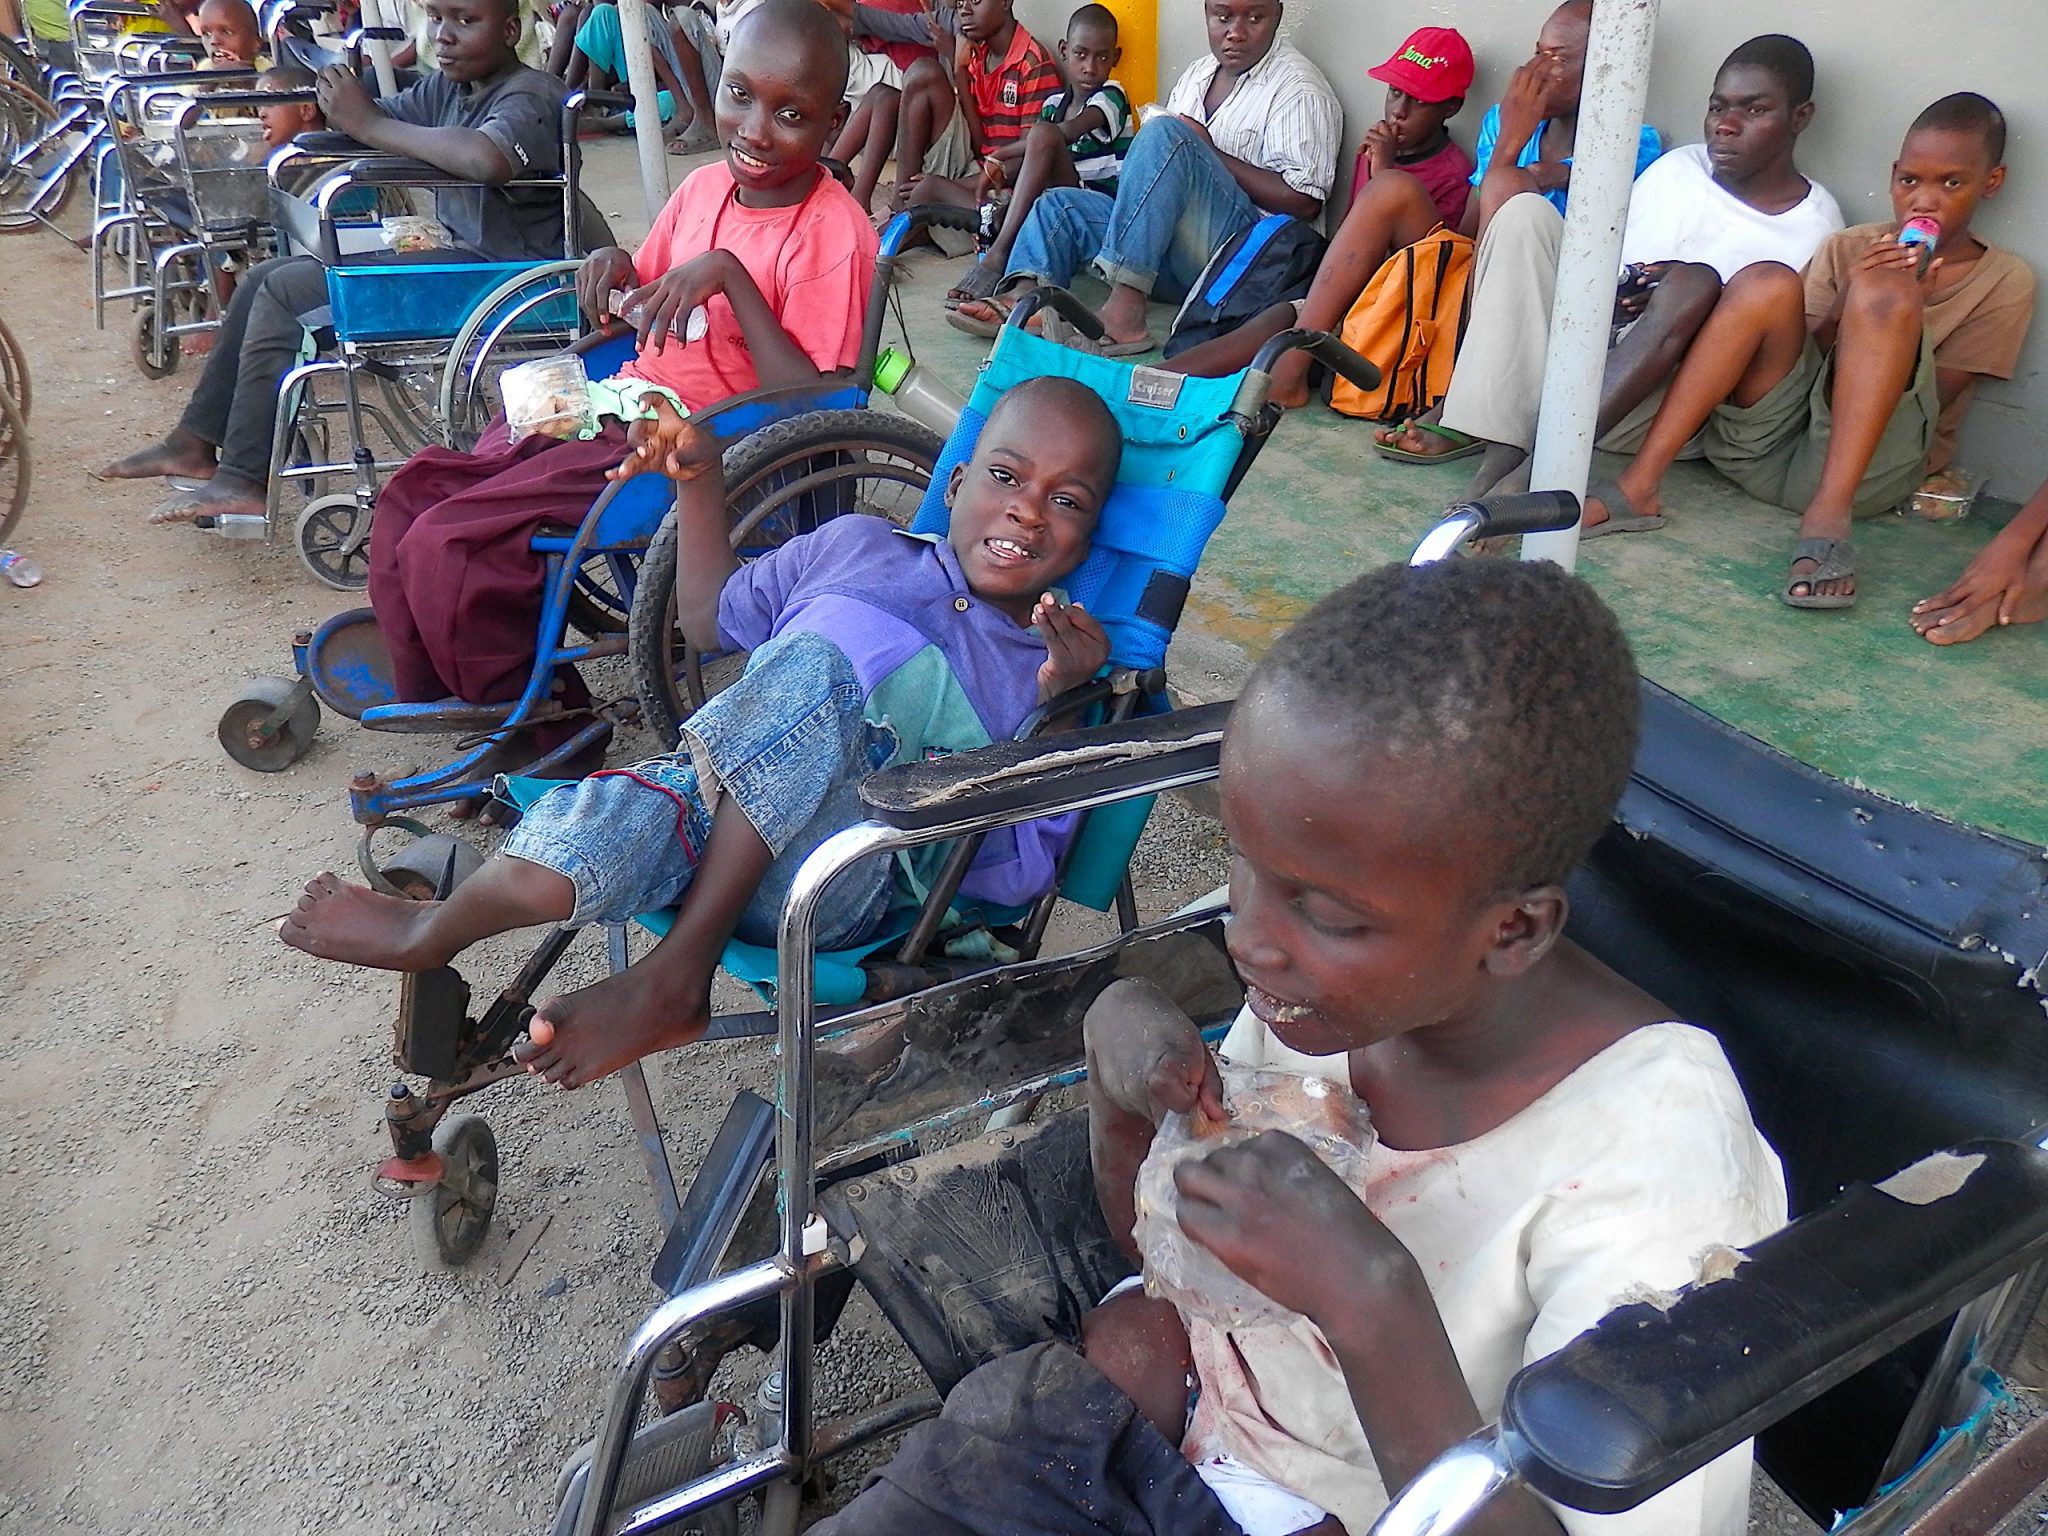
[1371, 420, 1485, 465]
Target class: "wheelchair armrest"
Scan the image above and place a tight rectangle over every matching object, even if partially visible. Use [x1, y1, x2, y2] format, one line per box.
[858, 700, 1230, 832]
[1501, 1138, 2048, 1515]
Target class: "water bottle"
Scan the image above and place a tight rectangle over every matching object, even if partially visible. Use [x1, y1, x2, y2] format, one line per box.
[0, 549, 41, 588]
[609, 290, 709, 343]
[872, 347, 966, 437]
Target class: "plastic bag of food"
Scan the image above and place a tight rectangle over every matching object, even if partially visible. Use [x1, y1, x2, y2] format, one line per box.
[1132, 1061, 1374, 1330]
[380, 215, 454, 254]
[502, 352, 593, 443]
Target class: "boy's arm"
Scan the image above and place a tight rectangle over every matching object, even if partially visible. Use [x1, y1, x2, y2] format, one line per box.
[1048, 102, 1109, 145]
[613, 400, 741, 643]
[625, 248, 825, 388]
[950, 39, 987, 155]
[1178, 1136, 1569, 1536]
[1475, 58, 1562, 231]
[314, 67, 524, 184]
[1175, 113, 1322, 220]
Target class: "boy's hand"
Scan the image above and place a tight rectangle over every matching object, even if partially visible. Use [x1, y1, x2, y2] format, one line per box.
[577, 247, 639, 325]
[1852, 234, 1941, 288]
[315, 64, 377, 138]
[1362, 119, 1397, 175]
[1176, 114, 1214, 149]
[1084, 977, 1225, 1126]
[1175, 1130, 1414, 1325]
[1033, 594, 1108, 701]
[625, 250, 736, 355]
[1614, 259, 1669, 323]
[608, 395, 719, 482]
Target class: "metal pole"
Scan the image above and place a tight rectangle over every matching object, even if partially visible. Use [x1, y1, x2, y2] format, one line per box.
[1519, 0, 1660, 571]
[356, 0, 400, 100]
[615, 0, 671, 224]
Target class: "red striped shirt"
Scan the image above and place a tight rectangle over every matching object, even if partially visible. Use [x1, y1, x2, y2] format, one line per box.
[965, 23, 1061, 152]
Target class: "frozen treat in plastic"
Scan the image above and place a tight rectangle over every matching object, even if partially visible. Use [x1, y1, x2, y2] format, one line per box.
[381, 215, 454, 254]
[502, 352, 594, 443]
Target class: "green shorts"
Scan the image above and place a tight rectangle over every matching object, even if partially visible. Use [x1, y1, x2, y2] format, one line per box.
[1702, 332, 1938, 518]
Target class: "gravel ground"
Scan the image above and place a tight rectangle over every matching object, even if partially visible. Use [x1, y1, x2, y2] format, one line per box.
[4, 157, 2044, 1535]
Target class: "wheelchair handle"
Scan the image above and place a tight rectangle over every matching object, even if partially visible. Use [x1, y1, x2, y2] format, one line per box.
[575, 87, 634, 113]
[1408, 491, 1581, 564]
[876, 201, 978, 261]
[1246, 326, 1381, 394]
[1006, 283, 1102, 340]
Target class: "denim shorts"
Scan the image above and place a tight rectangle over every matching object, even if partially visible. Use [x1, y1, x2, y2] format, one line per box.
[503, 629, 899, 947]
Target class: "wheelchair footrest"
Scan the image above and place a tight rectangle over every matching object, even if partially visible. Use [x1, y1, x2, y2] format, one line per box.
[359, 699, 547, 734]
[819, 1108, 1133, 1395]
[549, 1399, 738, 1536]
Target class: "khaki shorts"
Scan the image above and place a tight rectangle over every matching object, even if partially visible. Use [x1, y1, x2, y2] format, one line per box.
[1702, 333, 1938, 517]
[920, 105, 975, 181]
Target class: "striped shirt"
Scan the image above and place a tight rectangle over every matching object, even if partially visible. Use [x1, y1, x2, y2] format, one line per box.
[1164, 38, 1341, 205]
[1040, 82, 1134, 193]
[964, 22, 1062, 153]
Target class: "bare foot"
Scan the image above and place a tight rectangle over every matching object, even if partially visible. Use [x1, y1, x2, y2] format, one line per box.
[98, 429, 217, 482]
[512, 966, 711, 1088]
[279, 872, 450, 969]
[149, 474, 266, 526]
[1372, 420, 1470, 459]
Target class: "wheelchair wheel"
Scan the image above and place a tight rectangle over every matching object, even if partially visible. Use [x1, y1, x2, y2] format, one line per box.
[296, 494, 371, 591]
[436, 259, 583, 452]
[565, 547, 638, 637]
[0, 80, 76, 234]
[0, 315, 29, 418]
[375, 832, 482, 901]
[131, 302, 177, 379]
[628, 408, 944, 746]
[217, 676, 320, 772]
[409, 1112, 498, 1269]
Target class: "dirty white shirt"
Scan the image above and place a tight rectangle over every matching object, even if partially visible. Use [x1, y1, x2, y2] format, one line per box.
[1183, 1014, 1788, 1536]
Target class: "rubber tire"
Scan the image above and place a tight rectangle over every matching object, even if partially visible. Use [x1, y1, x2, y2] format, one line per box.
[409, 1113, 498, 1269]
[0, 314, 29, 418]
[377, 832, 483, 901]
[627, 409, 943, 747]
[216, 676, 320, 772]
[131, 303, 177, 379]
[0, 384, 26, 548]
[295, 494, 371, 591]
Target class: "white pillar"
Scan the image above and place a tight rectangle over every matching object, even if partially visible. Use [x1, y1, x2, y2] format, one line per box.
[615, 0, 672, 224]
[1519, 0, 1661, 571]
[356, 0, 401, 100]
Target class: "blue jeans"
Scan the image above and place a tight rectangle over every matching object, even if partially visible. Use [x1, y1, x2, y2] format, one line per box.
[1005, 116, 1262, 301]
[503, 630, 898, 948]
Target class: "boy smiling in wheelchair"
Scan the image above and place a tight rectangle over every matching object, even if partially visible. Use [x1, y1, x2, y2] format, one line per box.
[812, 562, 1787, 1536]
[281, 376, 1119, 1090]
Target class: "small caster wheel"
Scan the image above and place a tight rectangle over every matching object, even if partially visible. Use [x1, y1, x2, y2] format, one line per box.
[217, 676, 320, 772]
[296, 494, 370, 590]
[131, 302, 177, 379]
[410, 1112, 498, 1269]
[377, 832, 483, 901]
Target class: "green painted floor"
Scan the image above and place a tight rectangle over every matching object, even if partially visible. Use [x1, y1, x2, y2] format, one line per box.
[894, 258, 2048, 849]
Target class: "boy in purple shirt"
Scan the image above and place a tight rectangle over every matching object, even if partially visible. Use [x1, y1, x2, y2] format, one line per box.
[280, 377, 1121, 1090]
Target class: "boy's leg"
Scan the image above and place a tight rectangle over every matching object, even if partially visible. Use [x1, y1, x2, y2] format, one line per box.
[280, 855, 577, 969]
[955, 185, 1114, 320]
[1080, 1288, 1195, 1441]
[1090, 116, 1260, 348]
[889, 55, 956, 211]
[978, 120, 1080, 272]
[1784, 267, 1926, 604]
[1587, 261, 1808, 529]
[1595, 261, 1722, 436]
[836, 83, 899, 209]
[1435, 192, 1566, 494]
[903, 171, 977, 209]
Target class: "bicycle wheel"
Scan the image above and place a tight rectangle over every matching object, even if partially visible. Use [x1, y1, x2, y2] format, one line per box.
[0, 386, 30, 546]
[627, 408, 944, 747]
[0, 313, 25, 418]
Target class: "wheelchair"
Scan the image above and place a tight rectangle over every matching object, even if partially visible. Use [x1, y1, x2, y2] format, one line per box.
[550, 492, 2048, 1536]
[214, 203, 1028, 810]
[291, 308, 1377, 1293]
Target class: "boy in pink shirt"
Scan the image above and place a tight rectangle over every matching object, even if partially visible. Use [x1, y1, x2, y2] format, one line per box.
[367, 0, 876, 790]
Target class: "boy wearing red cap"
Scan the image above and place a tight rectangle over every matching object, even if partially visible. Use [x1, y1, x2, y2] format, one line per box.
[1164, 25, 1473, 406]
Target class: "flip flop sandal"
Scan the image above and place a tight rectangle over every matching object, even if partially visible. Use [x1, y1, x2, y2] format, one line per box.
[944, 260, 1003, 311]
[1039, 311, 1157, 358]
[945, 299, 1009, 339]
[1579, 478, 1667, 538]
[1371, 420, 1485, 465]
[1781, 536, 1858, 609]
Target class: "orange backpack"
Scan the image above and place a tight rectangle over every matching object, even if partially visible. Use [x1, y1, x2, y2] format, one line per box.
[1328, 225, 1475, 423]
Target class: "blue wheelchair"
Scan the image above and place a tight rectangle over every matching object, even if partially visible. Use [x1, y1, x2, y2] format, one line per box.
[215, 206, 990, 831]
[346, 303, 1380, 1293]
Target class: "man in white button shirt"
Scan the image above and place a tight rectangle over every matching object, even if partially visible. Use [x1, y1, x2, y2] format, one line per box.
[950, 0, 1340, 354]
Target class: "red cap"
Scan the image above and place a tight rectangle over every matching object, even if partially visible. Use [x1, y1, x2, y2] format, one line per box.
[1368, 27, 1475, 103]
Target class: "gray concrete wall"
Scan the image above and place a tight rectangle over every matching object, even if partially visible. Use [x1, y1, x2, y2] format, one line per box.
[1031, 0, 2046, 499]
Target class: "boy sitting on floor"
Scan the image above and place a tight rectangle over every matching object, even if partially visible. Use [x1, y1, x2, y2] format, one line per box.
[944, 3, 1132, 309]
[1578, 92, 2035, 610]
[281, 377, 1120, 1090]
[807, 558, 1786, 1536]
[366, 0, 876, 780]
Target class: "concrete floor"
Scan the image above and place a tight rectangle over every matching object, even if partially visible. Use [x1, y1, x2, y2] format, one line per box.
[584, 140, 2048, 851]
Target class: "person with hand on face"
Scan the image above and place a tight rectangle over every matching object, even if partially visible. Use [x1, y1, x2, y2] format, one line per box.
[363, 0, 878, 796]
[280, 377, 1120, 1094]
[1579, 92, 2033, 611]
[1393, 33, 1843, 514]
[805, 559, 1786, 1536]
[950, 0, 1341, 358]
[98, 0, 574, 525]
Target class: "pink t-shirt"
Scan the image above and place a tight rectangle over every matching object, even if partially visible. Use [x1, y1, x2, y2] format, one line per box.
[617, 163, 878, 410]
[1349, 134, 1474, 230]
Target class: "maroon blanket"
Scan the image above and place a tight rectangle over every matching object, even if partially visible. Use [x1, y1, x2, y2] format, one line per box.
[369, 417, 630, 743]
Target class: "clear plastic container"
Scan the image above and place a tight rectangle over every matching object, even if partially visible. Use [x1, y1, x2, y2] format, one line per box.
[1132, 1061, 1374, 1330]
[380, 215, 454, 254]
[608, 290, 708, 343]
[1905, 471, 1978, 522]
[873, 346, 966, 437]
[501, 352, 593, 443]
[0, 549, 43, 588]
